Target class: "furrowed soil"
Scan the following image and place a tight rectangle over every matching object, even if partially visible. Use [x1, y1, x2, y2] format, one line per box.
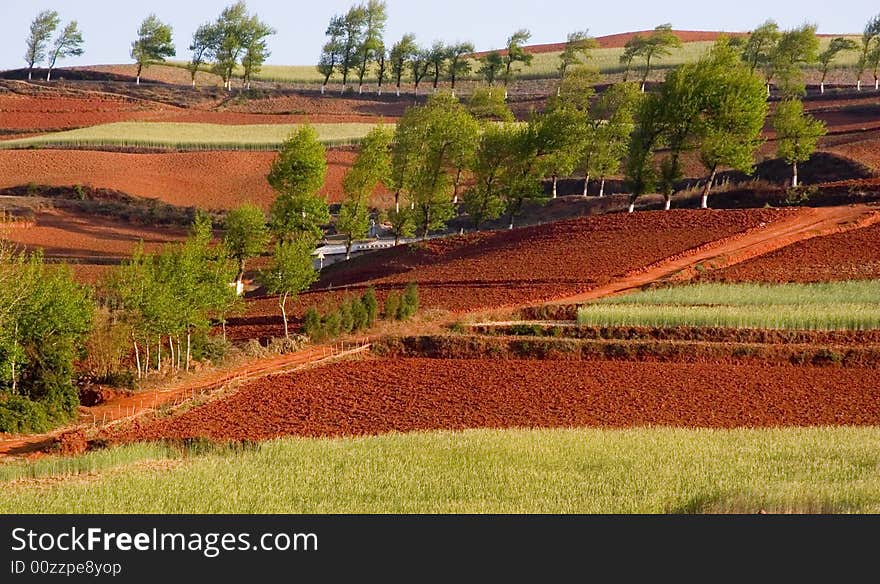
[108, 358, 880, 443]
[313, 208, 797, 311]
[0, 149, 357, 209]
[704, 222, 880, 283]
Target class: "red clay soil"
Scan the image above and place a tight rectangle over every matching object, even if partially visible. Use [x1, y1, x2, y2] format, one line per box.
[705, 222, 880, 283]
[311, 209, 797, 312]
[825, 137, 880, 171]
[0, 94, 168, 130]
[3, 208, 188, 258]
[0, 149, 356, 209]
[108, 358, 880, 442]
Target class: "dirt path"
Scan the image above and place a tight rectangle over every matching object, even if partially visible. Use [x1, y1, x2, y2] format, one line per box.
[0, 340, 371, 458]
[545, 205, 880, 306]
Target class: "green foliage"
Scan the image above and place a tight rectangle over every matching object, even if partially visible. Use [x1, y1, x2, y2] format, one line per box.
[131, 14, 176, 78]
[741, 20, 780, 74]
[384, 291, 400, 320]
[0, 251, 93, 432]
[24, 9, 60, 73]
[339, 300, 354, 333]
[503, 29, 534, 85]
[624, 24, 683, 86]
[582, 82, 640, 188]
[398, 283, 420, 320]
[392, 93, 480, 237]
[259, 238, 318, 337]
[362, 287, 379, 327]
[388, 33, 418, 88]
[818, 37, 859, 83]
[303, 307, 322, 340]
[466, 87, 514, 122]
[46, 20, 84, 78]
[224, 203, 268, 281]
[463, 123, 518, 229]
[350, 298, 369, 331]
[338, 125, 393, 256]
[559, 30, 599, 79]
[323, 310, 342, 338]
[478, 51, 504, 86]
[447, 42, 475, 88]
[773, 99, 826, 185]
[268, 126, 330, 242]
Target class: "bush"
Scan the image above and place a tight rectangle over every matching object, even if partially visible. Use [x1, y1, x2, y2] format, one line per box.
[303, 307, 323, 340]
[0, 394, 50, 434]
[398, 283, 420, 321]
[324, 310, 342, 338]
[351, 299, 369, 331]
[362, 287, 378, 327]
[339, 301, 354, 333]
[191, 334, 231, 364]
[384, 292, 401, 321]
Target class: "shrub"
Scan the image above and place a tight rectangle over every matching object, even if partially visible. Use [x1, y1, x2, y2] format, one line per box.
[350, 299, 369, 331]
[398, 283, 420, 321]
[0, 394, 50, 434]
[384, 292, 401, 320]
[303, 308, 322, 340]
[362, 287, 379, 327]
[324, 310, 342, 337]
[339, 301, 354, 333]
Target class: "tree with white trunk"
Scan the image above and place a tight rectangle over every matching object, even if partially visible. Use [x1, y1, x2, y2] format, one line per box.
[258, 239, 319, 339]
[558, 30, 598, 80]
[355, 0, 387, 93]
[773, 99, 826, 188]
[130, 14, 175, 85]
[46, 21, 84, 81]
[817, 37, 858, 94]
[389, 34, 417, 96]
[855, 15, 880, 91]
[24, 10, 59, 81]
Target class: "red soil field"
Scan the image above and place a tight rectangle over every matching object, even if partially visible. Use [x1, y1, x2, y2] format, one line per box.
[310, 209, 797, 312]
[705, 222, 880, 283]
[3, 208, 187, 258]
[825, 137, 880, 170]
[0, 149, 356, 209]
[109, 357, 880, 443]
[0, 94, 168, 130]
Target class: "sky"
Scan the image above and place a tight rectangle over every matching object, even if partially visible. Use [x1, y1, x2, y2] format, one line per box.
[0, 0, 876, 71]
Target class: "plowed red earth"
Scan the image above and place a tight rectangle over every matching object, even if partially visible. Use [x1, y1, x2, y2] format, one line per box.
[3, 208, 187, 258]
[109, 358, 880, 442]
[312, 209, 796, 312]
[0, 149, 356, 209]
[0, 94, 166, 130]
[706, 222, 880, 283]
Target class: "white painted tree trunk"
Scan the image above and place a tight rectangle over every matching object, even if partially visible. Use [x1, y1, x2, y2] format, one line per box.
[146, 343, 150, 374]
[28, 70, 32, 81]
[359, 84, 363, 94]
[192, 79, 196, 88]
[396, 88, 400, 97]
[46, 69, 52, 81]
[177, 337, 181, 371]
[628, 202, 635, 213]
[280, 292, 290, 339]
[858, 79, 862, 91]
[134, 339, 141, 379]
[583, 174, 589, 197]
[321, 84, 325, 95]
[792, 161, 799, 188]
[552, 175, 558, 198]
[186, 333, 191, 372]
[136, 76, 140, 85]
[508, 222, 514, 230]
[157, 340, 161, 373]
[599, 178, 606, 198]
[820, 82, 824, 94]
[665, 197, 672, 211]
[700, 193, 709, 209]
[875, 78, 879, 90]
[168, 336, 174, 372]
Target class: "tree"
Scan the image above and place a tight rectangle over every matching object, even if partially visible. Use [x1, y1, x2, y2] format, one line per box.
[188, 23, 219, 87]
[131, 14, 175, 85]
[46, 21, 84, 81]
[268, 126, 330, 243]
[741, 20, 780, 74]
[466, 87, 514, 122]
[375, 42, 388, 94]
[259, 239, 319, 339]
[773, 99, 826, 188]
[428, 41, 448, 89]
[410, 48, 431, 91]
[356, 0, 387, 93]
[24, 10, 59, 81]
[771, 24, 819, 97]
[392, 93, 480, 237]
[696, 39, 768, 208]
[224, 203, 269, 291]
[635, 24, 682, 91]
[619, 35, 643, 82]
[580, 82, 640, 197]
[338, 126, 393, 259]
[624, 93, 664, 212]
[503, 29, 533, 86]
[818, 37, 858, 93]
[338, 5, 368, 89]
[479, 51, 504, 86]
[389, 34, 417, 96]
[463, 123, 517, 229]
[856, 15, 880, 90]
[241, 17, 275, 89]
[447, 42, 475, 91]
[318, 16, 345, 89]
[559, 30, 598, 79]
[539, 105, 589, 198]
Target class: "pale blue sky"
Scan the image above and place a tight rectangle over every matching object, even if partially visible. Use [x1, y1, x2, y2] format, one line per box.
[1, 0, 876, 71]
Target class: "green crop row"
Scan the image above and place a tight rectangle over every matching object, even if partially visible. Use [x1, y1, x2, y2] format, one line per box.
[3, 427, 880, 513]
